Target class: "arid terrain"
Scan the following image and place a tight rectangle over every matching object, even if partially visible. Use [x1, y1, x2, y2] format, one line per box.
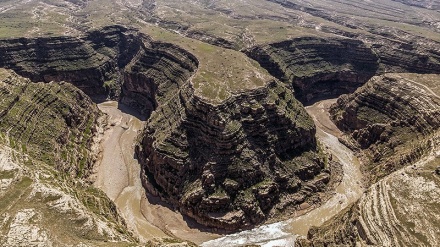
[0, 0, 439, 247]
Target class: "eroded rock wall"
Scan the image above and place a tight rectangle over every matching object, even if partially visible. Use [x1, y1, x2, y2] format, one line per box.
[245, 37, 380, 103]
[137, 79, 332, 230]
[0, 70, 139, 246]
[0, 69, 100, 177]
[0, 26, 332, 231]
[330, 74, 440, 181]
[0, 25, 199, 117]
[246, 36, 440, 104]
[297, 74, 440, 247]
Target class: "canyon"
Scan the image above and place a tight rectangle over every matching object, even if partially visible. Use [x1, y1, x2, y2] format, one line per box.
[0, 26, 335, 232]
[297, 73, 440, 246]
[0, 0, 439, 246]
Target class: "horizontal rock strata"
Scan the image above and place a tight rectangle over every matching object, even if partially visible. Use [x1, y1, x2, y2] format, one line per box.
[297, 73, 440, 247]
[0, 26, 333, 231]
[330, 74, 440, 181]
[0, 25, 198, 116]
[0, 69, 100, 176]
[245, 37, 380, 103]
[297, 146, 440, 247]
[137, 79, 332, 230]
[246, 36, 440, 104]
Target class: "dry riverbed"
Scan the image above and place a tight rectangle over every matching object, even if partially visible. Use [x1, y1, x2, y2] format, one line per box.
[93, 101, 219, 244]
[92, 99, 364, 246]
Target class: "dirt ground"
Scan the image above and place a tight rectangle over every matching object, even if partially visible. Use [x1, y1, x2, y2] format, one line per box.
[93, 101, 219, 244]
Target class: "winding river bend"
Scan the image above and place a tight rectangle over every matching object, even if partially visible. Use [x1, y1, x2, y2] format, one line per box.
[201, 99, 364, 246]
[93, 101, 219, 244]
[93, 99, 363, 246]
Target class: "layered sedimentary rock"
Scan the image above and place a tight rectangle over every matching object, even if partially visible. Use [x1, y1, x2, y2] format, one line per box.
[0, 25, 199, 116]
[297, 74, 440, 246]
[0, 69, 135, 246]
[0, 26, 332, 231]
[246, 35, 440, 104]
[245, 37, 380, 103]
[0, 26, 128, 96]
[137, 79, 332, 230]
[121, 40, 198, 116]
[0, 69, 100, 176]
[297, 150, 440, 247]
[330, 74, 440, 181]
[371, 37, 440, 74]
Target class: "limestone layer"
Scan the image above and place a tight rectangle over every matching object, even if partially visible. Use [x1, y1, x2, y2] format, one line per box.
[246, 36, 440, 104]
[297, 74, 440, 246]
[0, 26, 332, 231]
[331, 74, 440, 181]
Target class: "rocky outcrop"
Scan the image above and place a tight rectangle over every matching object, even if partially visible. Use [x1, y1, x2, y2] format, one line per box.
[296, 73, 440, 247]
[0, 69, 100, 177]
[330, 73, 440, 182]
[121, 40, 198, 116]
[0, 70, 138, 246]
[371, 37, 440, 74]
[296, 143, 440, 247]
[0, 26, 333, 231]
[245, 37, 380, 103]
[0, 26, 128, 96]
[0, 25, 198, 116]
[137, 77, 332, 230]
[246, 35, 440, 105]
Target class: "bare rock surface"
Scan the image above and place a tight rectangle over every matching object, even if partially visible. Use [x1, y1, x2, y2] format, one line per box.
[297, 73, 440, 246]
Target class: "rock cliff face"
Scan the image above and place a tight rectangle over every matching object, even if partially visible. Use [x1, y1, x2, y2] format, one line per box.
[0, 69, 100, 177]
[296, 148, 440, 247]
[330, 74, 440, 181]
[297, 73, 440, 246]
[121, 40, 198, 116]
[245, 37, 380, 103]
[0, 26, 332, 231]
[0, 69, 135, 246]
[0, 25, 199, 117]
[137, 79, 332, 230]
[246, 36, 440, 104]
[371, 37, 440, 74]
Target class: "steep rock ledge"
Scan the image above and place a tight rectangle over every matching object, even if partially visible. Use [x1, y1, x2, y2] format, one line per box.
[0, 69, 100, 177]
[296, 143, 440, 247]
[121, 40, 199, 116]
[330, 74, 440, 182]
[0, 25, 199, 116]
[0, 26, 333, 231]
[245, 37, 379, 103]
[0, 70, 138, 245]
[296, 74, 440, 247]
[137, 78, 333, 230]
[246, 36, 440, 105]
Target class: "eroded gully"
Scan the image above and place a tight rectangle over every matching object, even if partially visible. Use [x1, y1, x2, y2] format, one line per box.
[93, 99, 364, 246]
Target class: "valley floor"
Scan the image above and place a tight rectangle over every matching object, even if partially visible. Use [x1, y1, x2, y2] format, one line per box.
[93, 101, 220, 244]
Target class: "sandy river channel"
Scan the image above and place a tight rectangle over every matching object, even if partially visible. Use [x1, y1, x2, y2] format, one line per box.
[93, 99, 363, 246]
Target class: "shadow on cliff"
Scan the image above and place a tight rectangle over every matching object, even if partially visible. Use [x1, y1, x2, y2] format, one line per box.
[92, 96, 148, 121]
[144, 189, 222, 234]
[117, 102, 148, 121]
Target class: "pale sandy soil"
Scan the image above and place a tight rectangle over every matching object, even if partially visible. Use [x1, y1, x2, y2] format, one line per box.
[93, 101, 219, 244]
[287, 99, 364, 235]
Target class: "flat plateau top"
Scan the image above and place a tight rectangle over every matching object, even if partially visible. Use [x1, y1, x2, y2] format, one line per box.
[144, 25, 273, 104]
